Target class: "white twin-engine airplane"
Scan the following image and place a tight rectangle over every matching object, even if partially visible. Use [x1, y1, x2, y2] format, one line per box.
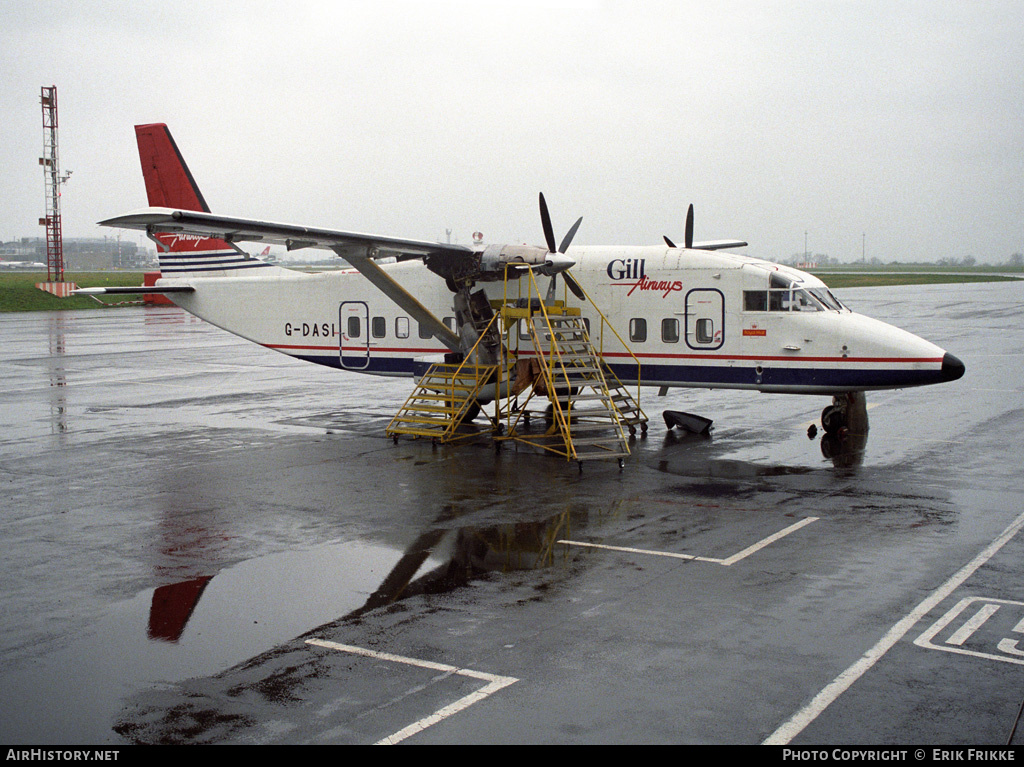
[81, 124, 964, 439]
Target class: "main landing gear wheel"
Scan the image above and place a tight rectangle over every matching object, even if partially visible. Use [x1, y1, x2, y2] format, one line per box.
[459, 401, 481, 424]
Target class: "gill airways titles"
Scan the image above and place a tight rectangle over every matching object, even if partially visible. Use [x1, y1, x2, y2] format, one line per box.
[606, 258, 682, 298]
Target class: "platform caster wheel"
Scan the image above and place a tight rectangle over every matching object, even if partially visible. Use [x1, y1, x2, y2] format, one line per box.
[618, 458, 625, 469]
[628, 425, 637, 436]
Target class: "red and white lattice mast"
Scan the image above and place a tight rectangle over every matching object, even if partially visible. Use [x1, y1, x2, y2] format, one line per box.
[39, 85, 71, 283]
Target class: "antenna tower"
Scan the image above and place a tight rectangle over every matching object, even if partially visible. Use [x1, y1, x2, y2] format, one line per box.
[39, 86, 66, 282]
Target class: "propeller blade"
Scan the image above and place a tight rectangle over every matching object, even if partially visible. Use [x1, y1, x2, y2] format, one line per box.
[664, 235, 677, 248]
[539, 193, 557, 253]
[685, 203, 694, 249]
[559, 216, 583, 253]
[564, 271, 586, 300]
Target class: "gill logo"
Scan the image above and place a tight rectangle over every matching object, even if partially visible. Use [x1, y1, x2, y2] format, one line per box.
[607, 258, 683, 298]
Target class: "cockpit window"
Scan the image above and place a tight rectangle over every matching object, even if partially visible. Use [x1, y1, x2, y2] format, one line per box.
[809, 288, 847, 312]
[744, 290, 767, 311]
[744, 277, 846, 313]
[791, 289, 824, 311]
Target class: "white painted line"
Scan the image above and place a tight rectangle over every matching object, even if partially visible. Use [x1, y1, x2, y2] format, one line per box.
[558, 517, 818, 567]
[305, 638, 518, 745]
[914, 597, 1024, 666]
[719, 517, 819, 566]
[946, 602, 1001, 646]
[554, 539, 719, 563]
[307, 638, 458, 673]
[763, 508, 1024, 745]
[376, 676, 518, 745]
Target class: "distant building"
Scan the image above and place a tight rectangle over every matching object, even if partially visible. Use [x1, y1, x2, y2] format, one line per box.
[0, 237, 157, 270]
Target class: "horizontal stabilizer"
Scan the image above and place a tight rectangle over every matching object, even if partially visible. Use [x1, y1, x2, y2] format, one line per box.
[71, 286, 195, 295]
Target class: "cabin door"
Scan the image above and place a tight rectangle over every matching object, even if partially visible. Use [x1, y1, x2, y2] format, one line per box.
[339, 301, 370, 370]
[685, 289, 724, 350]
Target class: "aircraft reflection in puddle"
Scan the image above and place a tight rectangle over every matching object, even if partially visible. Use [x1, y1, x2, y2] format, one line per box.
[819, 430, 868, 469]
[144, 505, 586, 644]
[144, 396, 871, 644]
[148, 577, 213, 642]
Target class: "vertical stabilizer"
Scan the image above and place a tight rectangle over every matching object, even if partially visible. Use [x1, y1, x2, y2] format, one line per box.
[135, 123, 274, 276]
[136, 123, 211, 212]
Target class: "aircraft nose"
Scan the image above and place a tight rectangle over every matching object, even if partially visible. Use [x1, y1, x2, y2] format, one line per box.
[941, 352, 966, 382]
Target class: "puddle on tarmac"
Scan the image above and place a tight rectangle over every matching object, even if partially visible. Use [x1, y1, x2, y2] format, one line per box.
[0, 539, 440, 743]
[0, 508, 576, 744]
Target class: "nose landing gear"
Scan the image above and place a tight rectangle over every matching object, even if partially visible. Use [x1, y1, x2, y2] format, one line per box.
[821, 391, 869, 437]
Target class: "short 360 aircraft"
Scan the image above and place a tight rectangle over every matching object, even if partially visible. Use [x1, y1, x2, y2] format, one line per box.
[79, 124, 965, 450]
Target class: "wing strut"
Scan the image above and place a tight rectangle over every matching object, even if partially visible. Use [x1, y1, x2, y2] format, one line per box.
[339, 248, 460, 353]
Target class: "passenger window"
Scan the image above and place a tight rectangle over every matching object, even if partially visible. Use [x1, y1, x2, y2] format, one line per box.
[662, 318, 680, 343]
[371, 316, 386, 338]
[419, 322, 432, 339]
[629, 318, 647, 343]
[396, 317, 410, 339]
[695, 318, 714, 344]
[444, 316, 456, 331]
[347, 316, 361, 338]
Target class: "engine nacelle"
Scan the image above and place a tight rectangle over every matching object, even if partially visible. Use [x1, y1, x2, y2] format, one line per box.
[479, 244, 575, 277]
[425, 243, 576, 289]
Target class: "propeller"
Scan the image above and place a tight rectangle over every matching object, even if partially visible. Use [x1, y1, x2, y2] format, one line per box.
[538, 193, 586, 300]
[664, 203, 694, 249]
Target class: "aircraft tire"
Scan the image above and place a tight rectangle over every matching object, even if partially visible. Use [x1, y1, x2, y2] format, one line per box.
[459, 401, 482, 424]
[821, 405, 844, 435]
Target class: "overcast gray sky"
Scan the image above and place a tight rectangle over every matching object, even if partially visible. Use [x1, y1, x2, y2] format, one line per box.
[2, 0, 1021, 263]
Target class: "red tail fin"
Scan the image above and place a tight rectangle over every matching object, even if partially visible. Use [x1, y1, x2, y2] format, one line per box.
[135, 124, 212, 211]
[134, 123, 273, 275]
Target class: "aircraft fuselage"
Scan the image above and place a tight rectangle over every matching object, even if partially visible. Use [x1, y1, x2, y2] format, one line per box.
[163, 244, 963, 395]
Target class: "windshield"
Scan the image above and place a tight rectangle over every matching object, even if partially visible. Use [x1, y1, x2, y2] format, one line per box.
[743, 272, 848, 313]
[809, 287, 847, 312]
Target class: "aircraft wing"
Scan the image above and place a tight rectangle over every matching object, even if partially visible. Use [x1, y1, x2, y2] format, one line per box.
[100, 207, 469, 351]
[99, 207, 475, 261]
[692, 239, 748, 251]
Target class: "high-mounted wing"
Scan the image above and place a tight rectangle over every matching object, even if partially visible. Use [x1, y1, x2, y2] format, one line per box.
[99, 125, 587, 357]
[100, 201, 585, 349]
[98, 207, 475, 261]
[100, 207, 475, 350]
[663, 204, 747, 251]
[689, 239, 749, 251]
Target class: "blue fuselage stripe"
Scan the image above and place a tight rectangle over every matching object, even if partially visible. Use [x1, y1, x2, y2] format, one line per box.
[287, 353, 943, 390]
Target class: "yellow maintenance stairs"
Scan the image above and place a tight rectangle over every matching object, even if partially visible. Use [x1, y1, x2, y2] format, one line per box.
[386, 360, 500, 443]
[502, 305, 644, 464]
[386, 267, 647, 464]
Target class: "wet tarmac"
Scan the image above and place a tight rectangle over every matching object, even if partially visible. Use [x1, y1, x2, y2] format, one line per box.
[1, 280, 1023, 745]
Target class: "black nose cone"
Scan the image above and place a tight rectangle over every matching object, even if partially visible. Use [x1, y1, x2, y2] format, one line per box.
[941, 352, 965, 382]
